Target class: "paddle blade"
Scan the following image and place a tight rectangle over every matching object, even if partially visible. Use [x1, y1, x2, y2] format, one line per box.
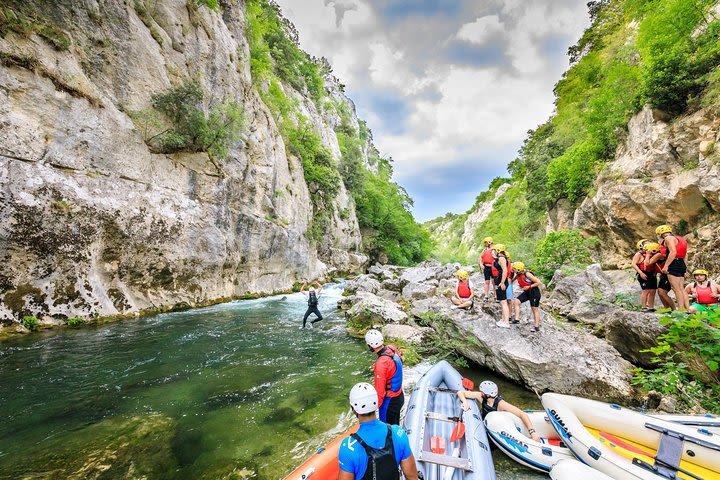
[462, 378, 474, 391]
[450, 421, 466, 442]
[430, 436, 447, 454]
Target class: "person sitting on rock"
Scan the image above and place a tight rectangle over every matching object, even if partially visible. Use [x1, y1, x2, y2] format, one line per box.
[479, 237, 496, 301]
[300, 280, 323, 328]
[657, 224, 690, 311]
[632, 239, 657, 312]
[451, 270, 475, 310]
[644, 242, 675, 310]
[458, 380, 541, 442]
[685, 269, 719, 314]
[512, 262, 543, 332]
[492, 244, 511, 328]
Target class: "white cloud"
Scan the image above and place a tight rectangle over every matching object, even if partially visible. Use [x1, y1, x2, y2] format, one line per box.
[456, 15, 504, 45]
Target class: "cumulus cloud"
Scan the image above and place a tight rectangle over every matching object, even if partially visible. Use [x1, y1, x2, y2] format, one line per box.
[275, 0, 591, 220]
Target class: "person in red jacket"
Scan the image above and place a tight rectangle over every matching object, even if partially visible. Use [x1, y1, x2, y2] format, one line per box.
[656, 224, 690, 310]
[364, 329, 404, 426]
[644, 242, 675, 310]
[478, 237, 496, 301]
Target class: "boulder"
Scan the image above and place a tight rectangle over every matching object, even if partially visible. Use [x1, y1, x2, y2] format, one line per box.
[410, 297, 635, 402]
[381, 277, 405, 292]
[401, 282, 437, 300]
[400, 265, 439, 284]
[344, 274, 382, 295]
[382, 323, 432, 345]
[345, 292, 408, 326]
[605, 311, 666, 367]
[376, 289, 402, 303]
[437, 278, 457, 296]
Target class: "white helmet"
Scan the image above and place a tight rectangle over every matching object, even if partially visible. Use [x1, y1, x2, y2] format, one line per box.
[479, 380, 498, 397]
[349, 382, 378, 414]
[365, 329, 384, 348]
[309, 287, 316, 293]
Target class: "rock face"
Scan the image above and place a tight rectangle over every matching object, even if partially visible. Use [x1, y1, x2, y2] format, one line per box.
[0, 1, 369, 324]
[568, 106, 720, 269]
[342, 262, 646, 401]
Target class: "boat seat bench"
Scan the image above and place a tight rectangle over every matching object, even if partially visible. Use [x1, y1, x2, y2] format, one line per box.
[419, 451, 472, 470]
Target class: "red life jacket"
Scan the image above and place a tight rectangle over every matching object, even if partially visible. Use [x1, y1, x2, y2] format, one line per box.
[517, 275, 534, 289]
[481, 248, 494, 265]
[674, 235, 688, 259]
[654, 247, 668, 272]
[695, 282, 718, 305]
[457, 280, 472, 298]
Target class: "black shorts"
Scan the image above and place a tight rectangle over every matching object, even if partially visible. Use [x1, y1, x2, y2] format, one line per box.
[658, 273, 671, 291]
[637, 271, 658, 290]
[517, 288, 541, 307]
[483, 265, 493, 281]
[495, 279, 509, 301]
[667, 258, 687, 277]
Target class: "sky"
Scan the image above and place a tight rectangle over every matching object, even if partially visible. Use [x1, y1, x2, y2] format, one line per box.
[275, 0, 592, 222]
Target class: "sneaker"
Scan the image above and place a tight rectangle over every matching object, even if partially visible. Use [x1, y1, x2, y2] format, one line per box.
[533, 326, 540, 332]
[510, 319, 520, 324]
[495, 321, 510, 329]
[641, 308, 649, 313]
[648, 308, 656, 312]
[307, 322, 314, 329]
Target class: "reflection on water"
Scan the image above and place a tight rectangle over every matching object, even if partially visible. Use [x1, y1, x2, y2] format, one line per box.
[0, 285, 543, 479]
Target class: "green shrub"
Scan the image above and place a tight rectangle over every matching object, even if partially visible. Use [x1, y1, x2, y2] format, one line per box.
[192, 0, 219, 10]
[66, 317, 84, 327]
[632, 309, 720, 412]
[534, 230, 599, 281]
[22, 315, 39, 331]
[388, 338, 422, 367]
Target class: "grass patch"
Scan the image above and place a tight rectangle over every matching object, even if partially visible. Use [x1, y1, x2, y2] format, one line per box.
[22, 315, 39, 331]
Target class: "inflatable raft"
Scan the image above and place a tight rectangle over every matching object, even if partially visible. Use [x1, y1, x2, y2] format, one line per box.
[543, 393, 720, 480]
[404, 360, 496, 480]
[486, 409, 720, 473]
[283, 423, 359, 480]
[550, 459, 614, 480]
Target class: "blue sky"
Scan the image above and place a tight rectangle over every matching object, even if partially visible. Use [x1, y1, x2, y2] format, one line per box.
[276, 0, 591, 221]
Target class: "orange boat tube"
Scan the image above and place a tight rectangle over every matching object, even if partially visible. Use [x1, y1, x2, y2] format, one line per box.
[283, 424, 360, 480]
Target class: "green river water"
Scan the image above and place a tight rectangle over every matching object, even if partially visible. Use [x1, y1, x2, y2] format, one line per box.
[0, 284, 543, 479]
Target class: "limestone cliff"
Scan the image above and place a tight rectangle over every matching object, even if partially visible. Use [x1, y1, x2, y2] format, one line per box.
[0, 0, 372, 327]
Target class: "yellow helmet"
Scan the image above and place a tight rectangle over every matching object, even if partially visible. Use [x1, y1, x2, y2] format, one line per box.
[456, 270, 469, 279]
[483, 237, 493, 244]
[512, 262, 525, 271]
[643, 242, 661, 252]
[636, 239, 648, 250]
[655, 225, 672, 235]
[493, 243, 506, 252]
[693, 269, 709, 276]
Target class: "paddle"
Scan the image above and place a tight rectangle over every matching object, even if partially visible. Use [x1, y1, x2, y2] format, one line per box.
[462, 378, 474, 391]
[431, 436, 447, 454]
[450, 420, 465, 442]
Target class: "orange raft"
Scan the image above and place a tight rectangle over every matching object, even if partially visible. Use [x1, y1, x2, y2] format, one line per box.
[283, 424, 360, 480]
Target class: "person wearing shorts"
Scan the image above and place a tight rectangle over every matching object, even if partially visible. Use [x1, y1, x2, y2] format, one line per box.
[657, 224, 690, 310]
[479, 237, 496, 301]
[512, 262, 543, 332]
[685, 269, 719, 314]
[644, 242, 675, 310]
[632, 239, 657, 312]
[492, 244, 511, 328]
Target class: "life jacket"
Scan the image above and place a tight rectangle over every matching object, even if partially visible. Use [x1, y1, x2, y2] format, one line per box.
[481, 395, 504, 419]
[481, 248, 494, 266]
[517, 274, 535, 289]
[457, 280, 472, 299]
[308, 293, 318, 307]
[654, 247, 668, 272]
[694, 282, 718, 305]
[493, 257, 506, 280]
[379, 346, 403, 395]
[507, 270, 516, 282]
[674, 235, 688, 259]
[351, 425, 400, 480]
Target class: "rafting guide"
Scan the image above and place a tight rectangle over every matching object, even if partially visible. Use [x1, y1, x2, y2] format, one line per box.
[300, 280, 323, 328]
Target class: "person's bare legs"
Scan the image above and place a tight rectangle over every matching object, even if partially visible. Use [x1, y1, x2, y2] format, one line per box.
[500, 301, 510, 325]
[647, 289, 656, 309]
[531, 307, 541, 328]
[658, 289, 675, 309]
[668, 275, 689, 310]
[484, 280, 491, 298]
[452, 296, 472, 309]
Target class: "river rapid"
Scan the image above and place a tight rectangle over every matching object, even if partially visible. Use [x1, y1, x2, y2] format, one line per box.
[0, 284, 543, 479]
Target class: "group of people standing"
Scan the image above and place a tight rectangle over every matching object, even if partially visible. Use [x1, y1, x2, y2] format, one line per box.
[451, 237, 543, 331]
[632, 225, 718, 314]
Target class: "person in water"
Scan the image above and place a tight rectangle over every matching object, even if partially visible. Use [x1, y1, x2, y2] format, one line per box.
[512, 262, 543, 332]
[458, 380, 541, 442]
[632, 239, 657, 312]
[644, 242, 675, 310]
[492, 244, 511, 328]
[451, 270, 474, 309]
[479, 237, 496, 301]
[657, 224, 690, 311]
[300, 280, 323, 328]
[365, 329, 404, 426]
[685, 269, 719, 314]
[338, 382, 419, 480]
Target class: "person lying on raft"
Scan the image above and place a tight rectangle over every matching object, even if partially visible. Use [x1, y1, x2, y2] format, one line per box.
[451, 270, 475, 310]
[632, 239, 657, 312]
[644, 242, 675, 310]
[511, 262, 542, 332]
[685, 269, 720, 314]
[458, 380, 541, 442]
[338, 382, 419, 480]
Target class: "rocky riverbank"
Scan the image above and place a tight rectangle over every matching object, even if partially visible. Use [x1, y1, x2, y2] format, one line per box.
[339, 260, 675, 406]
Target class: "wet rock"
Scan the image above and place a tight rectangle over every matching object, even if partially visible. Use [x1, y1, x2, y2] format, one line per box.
[382, 323, 432, 345]
[344, 292, 408, 326]
[402, 282, 437, 300]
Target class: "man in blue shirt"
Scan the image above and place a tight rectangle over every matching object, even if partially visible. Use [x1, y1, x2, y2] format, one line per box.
[338, 382, 419, 480]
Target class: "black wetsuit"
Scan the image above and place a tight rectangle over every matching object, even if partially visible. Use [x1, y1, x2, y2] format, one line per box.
[302, 292, 323, 327]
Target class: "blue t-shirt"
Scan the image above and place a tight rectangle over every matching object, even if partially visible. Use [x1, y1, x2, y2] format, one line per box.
[338, 420, 413, 478]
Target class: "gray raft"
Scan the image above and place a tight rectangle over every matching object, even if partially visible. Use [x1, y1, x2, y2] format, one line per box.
[403, 361, 496, 480]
